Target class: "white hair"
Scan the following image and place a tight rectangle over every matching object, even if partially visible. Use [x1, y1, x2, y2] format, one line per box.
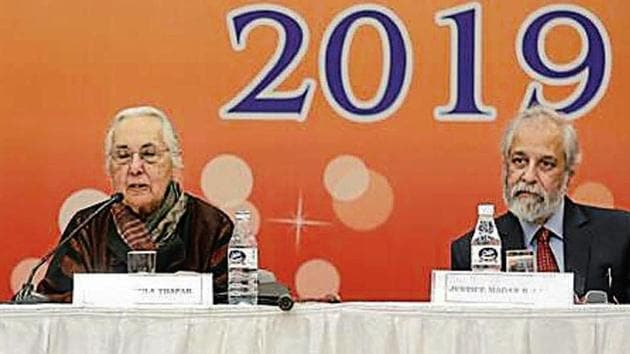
[500, 105, 581, 175]
[104, 105, 183, 171]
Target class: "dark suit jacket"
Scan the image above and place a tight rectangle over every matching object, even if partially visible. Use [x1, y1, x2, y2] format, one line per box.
[451, 198, 630, 302]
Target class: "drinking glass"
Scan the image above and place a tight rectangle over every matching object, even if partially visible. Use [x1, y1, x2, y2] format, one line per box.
[506, 250, 535, 272]
[127, 250, 157, 273]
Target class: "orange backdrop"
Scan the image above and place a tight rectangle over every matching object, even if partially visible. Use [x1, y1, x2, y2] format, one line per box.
[1, 0, 628, 301]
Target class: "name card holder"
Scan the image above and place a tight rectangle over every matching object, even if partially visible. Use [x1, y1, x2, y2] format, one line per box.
[431, 270, 574, 306]
[73, 273, 213, 308]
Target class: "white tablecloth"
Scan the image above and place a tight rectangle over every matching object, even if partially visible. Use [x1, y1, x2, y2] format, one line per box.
[1, 302, 630, 354]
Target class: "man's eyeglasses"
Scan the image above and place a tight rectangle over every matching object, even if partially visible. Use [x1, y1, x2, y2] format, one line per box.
[110, 146, 169, 165]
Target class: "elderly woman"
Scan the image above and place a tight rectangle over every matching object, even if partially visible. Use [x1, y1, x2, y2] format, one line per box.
[37, 106, 233, 302]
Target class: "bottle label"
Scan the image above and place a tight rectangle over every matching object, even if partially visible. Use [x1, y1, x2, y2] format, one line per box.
[228, 247, 258, 269]
[471, 245, 501, 267]
[477, 220, 495, 235]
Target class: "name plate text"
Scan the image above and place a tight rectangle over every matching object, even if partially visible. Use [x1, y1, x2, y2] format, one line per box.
[431, 270, 574, 306]
[73, 273, 213, 307]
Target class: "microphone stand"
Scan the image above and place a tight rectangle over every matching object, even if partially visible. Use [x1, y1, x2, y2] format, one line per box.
[13, 193, 123, 304]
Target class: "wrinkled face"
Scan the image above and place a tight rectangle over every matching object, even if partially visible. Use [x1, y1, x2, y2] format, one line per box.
[503, 117, 570, 224]
[108, 115, 173, 216]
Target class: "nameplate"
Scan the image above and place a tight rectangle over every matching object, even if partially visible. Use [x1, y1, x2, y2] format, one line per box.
[73, 273, 213, 307]
[431, 270, 574, 306]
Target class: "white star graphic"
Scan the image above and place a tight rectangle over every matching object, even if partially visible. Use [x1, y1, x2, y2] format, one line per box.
[268, 193, 330, 249]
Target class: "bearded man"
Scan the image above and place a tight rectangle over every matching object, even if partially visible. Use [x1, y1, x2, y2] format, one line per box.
[451, 106, 630, 302]
[36, 106, 233, 302]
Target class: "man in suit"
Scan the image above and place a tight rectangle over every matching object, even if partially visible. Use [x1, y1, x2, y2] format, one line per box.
[451, 106, 630, 303]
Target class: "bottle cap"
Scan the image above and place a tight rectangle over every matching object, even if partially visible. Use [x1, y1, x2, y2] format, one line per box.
[477, 204, 495, 216]
[234, 210, 251, 221]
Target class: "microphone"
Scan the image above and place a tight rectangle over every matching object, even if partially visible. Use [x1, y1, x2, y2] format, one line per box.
[583, 290, 608, 304]
[257, 269, 294, 311]
[215, 269, 295, 311]
[214, 287, 294, 311]
[13, 193, 124, 304]
[258, 281, 294, 311]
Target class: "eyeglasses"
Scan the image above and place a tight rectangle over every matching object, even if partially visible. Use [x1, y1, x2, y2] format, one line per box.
[110, 145, 170, 165]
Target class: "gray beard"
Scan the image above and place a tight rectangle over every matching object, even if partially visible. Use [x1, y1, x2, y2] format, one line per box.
[503, 175, 568, 224]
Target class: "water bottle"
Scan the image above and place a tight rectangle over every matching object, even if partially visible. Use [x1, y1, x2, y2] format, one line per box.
[470, 204, 502, 272]
[228, 210, 258, 305]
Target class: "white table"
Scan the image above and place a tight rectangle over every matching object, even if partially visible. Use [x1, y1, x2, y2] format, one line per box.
[1, 302, 630, 354]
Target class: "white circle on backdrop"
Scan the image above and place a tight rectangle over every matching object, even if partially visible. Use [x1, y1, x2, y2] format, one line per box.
[571, 181, 615, 208]
[323, 155, 370, 201]
[332, 170, 394, 231]
[10, 257, 47, 294]
[200, 154, 253, 207]
[58, 188, 109, 233]
[295, 258, 340, 299]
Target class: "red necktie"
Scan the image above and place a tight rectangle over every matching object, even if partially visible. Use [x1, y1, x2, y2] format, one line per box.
[536, 228, 559, 272]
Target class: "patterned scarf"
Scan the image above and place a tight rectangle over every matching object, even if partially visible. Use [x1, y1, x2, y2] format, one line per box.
[110, 182, 188, 250]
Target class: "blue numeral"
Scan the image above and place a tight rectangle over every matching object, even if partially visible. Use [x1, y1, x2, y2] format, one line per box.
[517, 5, 611, 119]
[221, 5, 315, 121]
[434, 2, 496, 122]
[320, 5, 413, 123]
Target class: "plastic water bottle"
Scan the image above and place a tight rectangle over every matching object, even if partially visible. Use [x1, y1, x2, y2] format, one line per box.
[470, 204, 502, 272]
[228, 210, 258, 305]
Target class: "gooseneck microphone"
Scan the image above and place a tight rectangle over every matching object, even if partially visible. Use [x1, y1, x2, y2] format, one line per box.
[214, 287, 294, 311]
[13, 193, 123, 304]
[215, 270, 295, 311]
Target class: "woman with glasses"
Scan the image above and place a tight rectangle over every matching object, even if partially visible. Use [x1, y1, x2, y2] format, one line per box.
[36, 106, 233, 303]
